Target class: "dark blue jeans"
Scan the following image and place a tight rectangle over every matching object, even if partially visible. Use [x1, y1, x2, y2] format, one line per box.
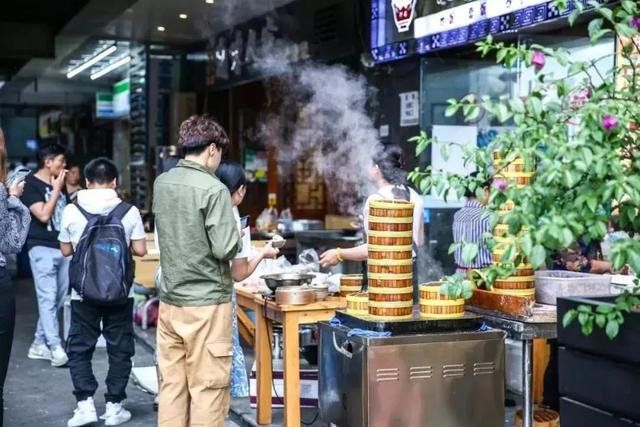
[0, 267, 15, 427]
[66, 299, 135, 403]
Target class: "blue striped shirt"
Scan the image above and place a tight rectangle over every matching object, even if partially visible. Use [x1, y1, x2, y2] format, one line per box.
[452, 199, 491, 268]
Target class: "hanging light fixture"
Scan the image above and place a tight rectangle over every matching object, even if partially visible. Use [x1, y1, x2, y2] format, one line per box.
[90, 56, 131, 80]
[66, 44, 117, 79]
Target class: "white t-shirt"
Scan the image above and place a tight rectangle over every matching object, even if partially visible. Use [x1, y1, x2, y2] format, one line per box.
[58, 189, 146, 300]
[363, 185, 425, 247]
[232, 206, 252, 259]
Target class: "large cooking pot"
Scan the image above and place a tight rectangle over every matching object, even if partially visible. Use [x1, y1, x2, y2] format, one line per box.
[261, 273, 315, 293]
[275, 286, 316, 305]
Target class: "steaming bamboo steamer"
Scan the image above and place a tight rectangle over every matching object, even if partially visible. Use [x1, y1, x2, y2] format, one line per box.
[340, 274, 363, 297]
[368, 258, 414, 275]
[368, 230, 413, 246]
[346, 292, 369, 316]
[494, 275, 535, 290]
[419, 282, 465, 319]
[368, 199, 414, 217]
[368, 286, 413, 302]
[368, 215, 413, 232]
[368, 299, 413, 318]
[369, 244, 413, 259]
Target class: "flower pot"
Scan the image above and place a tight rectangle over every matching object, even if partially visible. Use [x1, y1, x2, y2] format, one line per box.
[559, 346, 640, 422]
[535, 271, 612, 305]
[560, 397, 634, 427]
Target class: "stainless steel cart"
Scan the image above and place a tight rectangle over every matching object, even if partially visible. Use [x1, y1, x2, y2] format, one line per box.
[319, 314, 506, 427]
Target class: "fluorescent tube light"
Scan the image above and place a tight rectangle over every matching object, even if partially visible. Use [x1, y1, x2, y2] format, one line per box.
[90, 56, 131, 80]
[66, 45, 117, 79]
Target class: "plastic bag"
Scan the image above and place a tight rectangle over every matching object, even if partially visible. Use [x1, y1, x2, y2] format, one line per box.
[256, 207, 278, 232]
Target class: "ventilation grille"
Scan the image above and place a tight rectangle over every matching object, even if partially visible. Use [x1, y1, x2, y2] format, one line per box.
[376, 368, 399, 383]
[442, 364, 465, 379]
[409, 366, 433, 380]
[473, 362, 496, 376]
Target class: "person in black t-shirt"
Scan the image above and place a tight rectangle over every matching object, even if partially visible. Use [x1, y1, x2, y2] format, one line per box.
[20, 143, 70, 368]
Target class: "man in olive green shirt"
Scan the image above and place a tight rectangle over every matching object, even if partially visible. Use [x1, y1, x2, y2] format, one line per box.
[153, 115, 241, 427]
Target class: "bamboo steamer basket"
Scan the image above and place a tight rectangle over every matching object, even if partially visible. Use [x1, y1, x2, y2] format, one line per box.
[368, 299, 413, 318]
[492, 248, 528, 264]
[368, 215, 413, 232]
[369, 199, 414, 217]
[494, 275, 535, 290]
[515, 408, 559, 427]
[368, 258, 414, 274]
[340, 274, 363, 297]
[493, 224, 530, 238]
[491, 262, 534, 277]
[419, 282, 465, 319]
[496, 172, 534, 186]
[492, 287, 535, 299]
[368, 285, 413, 302]
[346, 292, 369, 316]
[368, 230, 413, 246]
[369, 244, 413, 260]
[367, 272, 413, 288]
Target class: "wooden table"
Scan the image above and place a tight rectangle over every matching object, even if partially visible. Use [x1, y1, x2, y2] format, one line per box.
[236, 287, 346, 427]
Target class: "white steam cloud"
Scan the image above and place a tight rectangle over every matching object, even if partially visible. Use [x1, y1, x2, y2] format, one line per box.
[255, 43, 382, 215]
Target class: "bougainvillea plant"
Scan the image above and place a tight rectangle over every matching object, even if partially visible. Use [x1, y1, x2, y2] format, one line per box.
[409, 0, 640, 338]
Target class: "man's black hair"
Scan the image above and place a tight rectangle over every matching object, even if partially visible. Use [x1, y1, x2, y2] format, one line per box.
[84, 157, 119, 185]
[464, 171, 490, 198]
[37, 143, 66, 169]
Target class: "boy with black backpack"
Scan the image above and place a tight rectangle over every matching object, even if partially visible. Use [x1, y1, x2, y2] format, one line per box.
[58, 158, 147, 427]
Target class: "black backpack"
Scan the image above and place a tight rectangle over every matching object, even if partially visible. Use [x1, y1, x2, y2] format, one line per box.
[69, 202, 135, 305]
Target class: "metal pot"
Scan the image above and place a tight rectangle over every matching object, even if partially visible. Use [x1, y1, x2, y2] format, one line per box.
[261, 273, 315, 293]
[275, 286, 316, 305]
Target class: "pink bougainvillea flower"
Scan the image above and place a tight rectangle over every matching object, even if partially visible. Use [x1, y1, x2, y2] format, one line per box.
[492, 178, 508, 192]
[602, 114, 619, 131]
[630, 16, 640, 32]
[532, 51, 546, 70]
[570, 87, 590, 111]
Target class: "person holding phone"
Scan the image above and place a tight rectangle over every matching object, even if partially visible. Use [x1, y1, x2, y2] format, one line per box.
[0, 128, 31, 427]
[215, 162, 279, 399]
[20, 143, 70, 368]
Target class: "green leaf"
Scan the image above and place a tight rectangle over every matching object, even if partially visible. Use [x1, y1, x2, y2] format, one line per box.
[595, 314, 606, 328]
[622, 0, 637, 14]
[628, 251, 640, 277]
[562, 310, 577, 328]
[445, 104, 459, 117]
[461, 243, 479, 265]
[568, 8, 580, 26]
[440, 143, 451, 161]
[588, 18, 603, 40]
[605, 319, 620, 339]
[530, 244, 546, 268]
[448, 242, 461, 255]
[597, 6, 613, 22]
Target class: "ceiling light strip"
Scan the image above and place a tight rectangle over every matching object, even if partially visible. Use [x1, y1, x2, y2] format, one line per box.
[90, 56, 131, 80]
[66, 45, 117, 79]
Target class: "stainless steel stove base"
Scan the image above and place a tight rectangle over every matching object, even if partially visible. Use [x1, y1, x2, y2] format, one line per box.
[319, 322, 506, 427]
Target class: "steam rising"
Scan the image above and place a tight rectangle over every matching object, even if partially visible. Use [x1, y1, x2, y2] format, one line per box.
[256, 45, 382, 215]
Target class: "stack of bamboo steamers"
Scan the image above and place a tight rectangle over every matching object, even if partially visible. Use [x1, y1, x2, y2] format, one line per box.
[365, 199, 415, 320]
[492, 153, 535, 300]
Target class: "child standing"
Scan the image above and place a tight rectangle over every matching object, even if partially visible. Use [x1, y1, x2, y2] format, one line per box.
[58, 158, 147, 427]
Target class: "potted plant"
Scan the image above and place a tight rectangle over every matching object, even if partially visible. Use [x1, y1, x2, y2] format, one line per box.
[409, 0, 640, 422]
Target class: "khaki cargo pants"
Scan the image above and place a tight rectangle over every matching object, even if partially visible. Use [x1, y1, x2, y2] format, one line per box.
[157, 302, 233, 427]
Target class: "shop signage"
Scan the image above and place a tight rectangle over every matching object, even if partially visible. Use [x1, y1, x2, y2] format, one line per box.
[399, 91, 419, 127]
[391, 0, 418, 32]
[371, 0, 598, 63]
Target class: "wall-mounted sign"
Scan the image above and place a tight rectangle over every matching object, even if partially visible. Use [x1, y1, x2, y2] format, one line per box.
[391, 0, 418, 32]
[371, 0, 597, 64]
[399, 91, 419, 127]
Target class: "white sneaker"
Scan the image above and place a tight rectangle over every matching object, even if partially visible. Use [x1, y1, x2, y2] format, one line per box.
[51, 345, 69, 367]
[28, 342, 52, 361]
[67, 397, 98, 427]
[101, 401, 132, 426]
